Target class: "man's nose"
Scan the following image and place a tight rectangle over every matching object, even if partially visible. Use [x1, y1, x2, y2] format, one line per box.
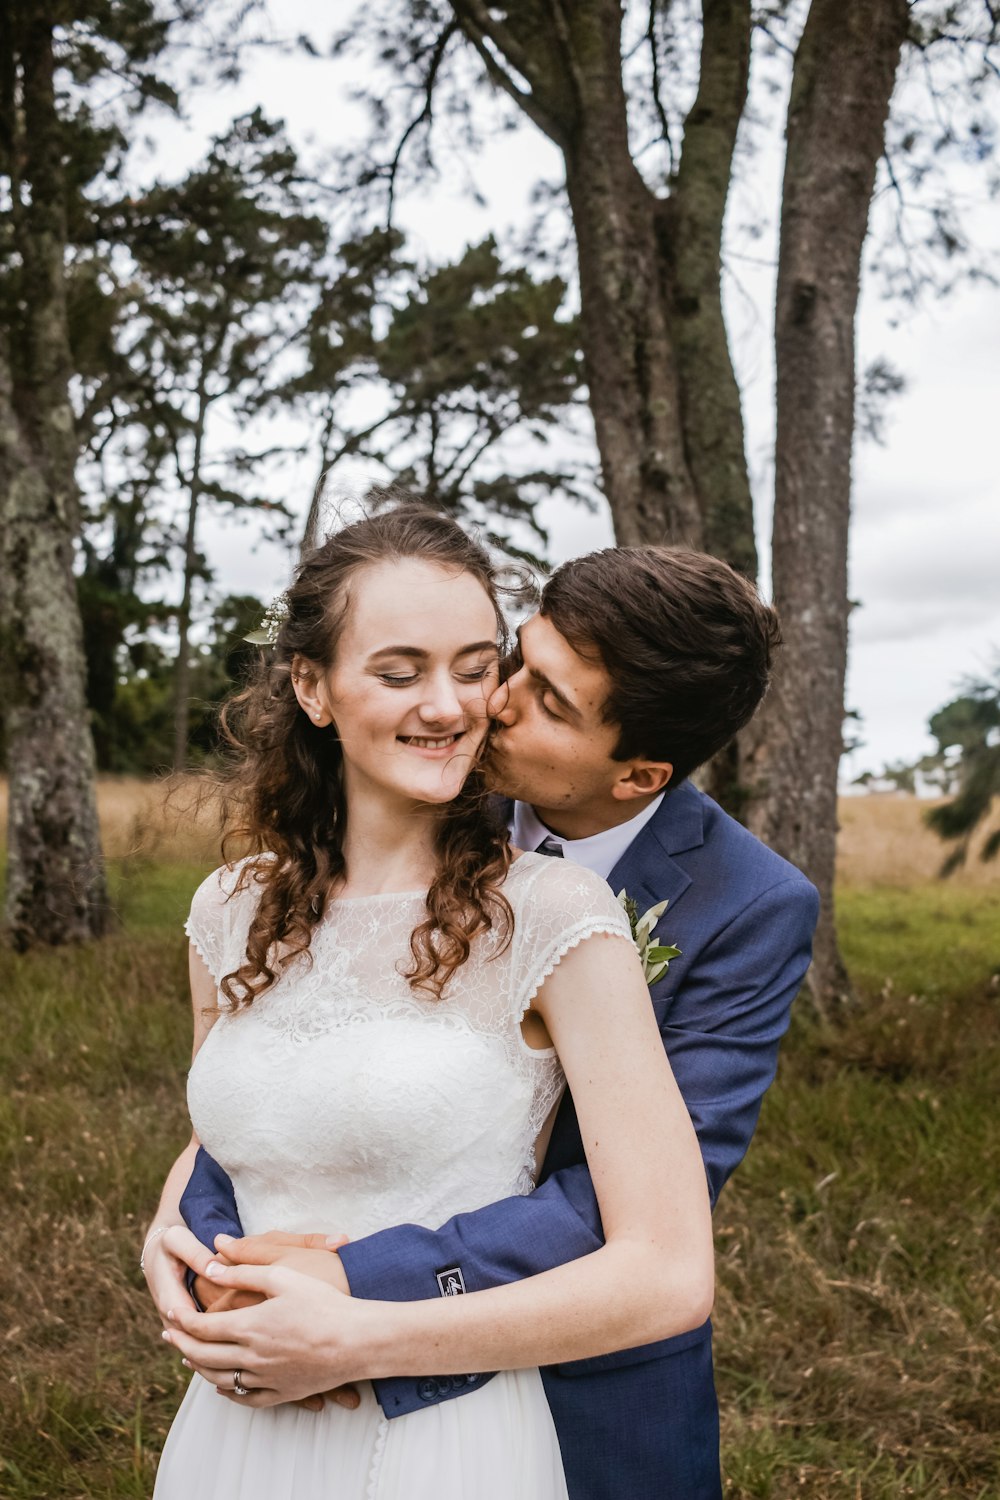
[488, 671, 519, 724]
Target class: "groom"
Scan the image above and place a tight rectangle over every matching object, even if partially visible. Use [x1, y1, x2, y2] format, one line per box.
[177, 544, 819, 1499]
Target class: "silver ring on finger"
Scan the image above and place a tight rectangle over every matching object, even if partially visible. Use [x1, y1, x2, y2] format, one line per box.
[233, 1369, 250, 1397]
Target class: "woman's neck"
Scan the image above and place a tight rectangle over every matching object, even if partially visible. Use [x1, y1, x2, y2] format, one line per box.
[337, 782, 443, 898]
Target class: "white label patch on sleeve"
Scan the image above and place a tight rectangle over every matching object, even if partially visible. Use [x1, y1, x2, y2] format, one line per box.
[435, 1265, 467, 1297]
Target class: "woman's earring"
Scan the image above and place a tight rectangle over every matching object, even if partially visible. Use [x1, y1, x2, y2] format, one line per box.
[313, 712, 322, 721]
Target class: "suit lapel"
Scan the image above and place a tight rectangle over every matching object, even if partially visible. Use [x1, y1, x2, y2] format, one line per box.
[607, 780, 705, 926]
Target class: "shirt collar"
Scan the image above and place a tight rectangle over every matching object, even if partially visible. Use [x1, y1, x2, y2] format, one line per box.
[510, 794, 665, 881]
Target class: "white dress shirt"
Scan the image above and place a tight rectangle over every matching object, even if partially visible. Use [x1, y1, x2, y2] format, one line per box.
[509, 794, 665, 882]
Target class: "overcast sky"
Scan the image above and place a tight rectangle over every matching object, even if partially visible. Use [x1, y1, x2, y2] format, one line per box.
[136, 4, 1000, 785]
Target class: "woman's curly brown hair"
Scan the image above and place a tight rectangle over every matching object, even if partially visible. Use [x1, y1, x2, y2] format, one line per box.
[212, 496, 524, 1007]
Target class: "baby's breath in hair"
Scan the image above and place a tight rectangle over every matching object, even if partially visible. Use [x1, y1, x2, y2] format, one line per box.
[244, 592, 290, 647]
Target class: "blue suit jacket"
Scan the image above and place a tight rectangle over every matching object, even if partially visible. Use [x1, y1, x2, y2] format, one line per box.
[181, 781, 818, 1500]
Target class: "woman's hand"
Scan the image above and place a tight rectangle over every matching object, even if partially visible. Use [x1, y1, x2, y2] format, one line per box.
[142, 1224, 216, 1329]
[184, 1233, 360, 1411]
[162, 1262, 369, 1409]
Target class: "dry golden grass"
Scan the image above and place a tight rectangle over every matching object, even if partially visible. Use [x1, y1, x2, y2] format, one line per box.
[839, 794, 999, 887]
[0, 776, 223, 864]
[2, 778, 997, 887]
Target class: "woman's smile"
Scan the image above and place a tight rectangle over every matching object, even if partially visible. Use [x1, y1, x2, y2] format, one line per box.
[397, 731, 465, 755]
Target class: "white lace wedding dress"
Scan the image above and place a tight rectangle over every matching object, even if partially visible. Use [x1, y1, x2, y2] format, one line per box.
[153, 851, 632, 1500]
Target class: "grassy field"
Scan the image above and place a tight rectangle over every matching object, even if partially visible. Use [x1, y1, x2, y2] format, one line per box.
[1, 784, 998, 1498]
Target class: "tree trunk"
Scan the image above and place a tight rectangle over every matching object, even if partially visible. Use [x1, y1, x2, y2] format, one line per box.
[173, 383, 209, 769]
[667, 0, 756, 577]
[745, 0, 909, 1011]
[0, 18, 108, 947]
[560, 26, 702, 549]
[665, 0, 757, 812]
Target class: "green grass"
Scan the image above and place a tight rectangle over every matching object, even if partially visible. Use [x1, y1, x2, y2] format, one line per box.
[715, 884, 1000, 1497]
[1, 862, 998, 1498]
[1, 860, 198, 1499]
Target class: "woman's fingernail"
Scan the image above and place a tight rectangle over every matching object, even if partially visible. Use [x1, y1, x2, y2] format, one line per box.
[162, 1330, 173, 1342]
[166, 1308, 176, 1322]
[215, 1233, 234, 1245]
[205, 1261, 222, 1279]
[182, 1358, 191, 1368]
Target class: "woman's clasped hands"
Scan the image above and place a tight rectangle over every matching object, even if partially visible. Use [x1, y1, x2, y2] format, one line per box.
[160, 1230, 363, 1413]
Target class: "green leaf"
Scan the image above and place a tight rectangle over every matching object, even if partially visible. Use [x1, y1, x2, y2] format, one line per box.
[638, 899, 670, 931]
[616, 889, 639, 941]
[646, 944, 681, 963]
[636, 899, 670, 948]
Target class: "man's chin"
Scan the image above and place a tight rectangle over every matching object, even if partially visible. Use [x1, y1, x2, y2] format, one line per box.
[482, 746, 520, 799]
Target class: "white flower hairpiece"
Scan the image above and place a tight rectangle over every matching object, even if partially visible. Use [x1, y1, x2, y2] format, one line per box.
[244, 592, 290, 646]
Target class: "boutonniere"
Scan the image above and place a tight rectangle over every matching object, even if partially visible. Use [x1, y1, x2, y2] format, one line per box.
[616, 891, 681, 986]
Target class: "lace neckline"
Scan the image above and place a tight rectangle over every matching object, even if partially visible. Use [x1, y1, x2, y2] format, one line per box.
[329, 889, 426, 903]
[327, 853, 541, 906]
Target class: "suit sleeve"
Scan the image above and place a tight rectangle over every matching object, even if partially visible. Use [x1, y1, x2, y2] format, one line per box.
[342, 869, 818, 1417]
[181, 1145, 244, 1249]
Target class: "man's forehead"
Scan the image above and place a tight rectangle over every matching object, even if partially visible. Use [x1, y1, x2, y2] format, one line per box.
[519, 613, 610, 710]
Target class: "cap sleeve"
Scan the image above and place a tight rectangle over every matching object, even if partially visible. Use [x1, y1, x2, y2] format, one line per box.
[507, 857, 635, 1021]
[184, 857, 264, 983]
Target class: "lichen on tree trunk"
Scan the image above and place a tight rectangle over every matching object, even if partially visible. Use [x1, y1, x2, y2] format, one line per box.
[0, 353, 110, 947]
[0, 16, 109, 948]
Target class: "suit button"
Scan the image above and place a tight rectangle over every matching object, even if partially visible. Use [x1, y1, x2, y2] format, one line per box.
[417, 1379, 439, 1402]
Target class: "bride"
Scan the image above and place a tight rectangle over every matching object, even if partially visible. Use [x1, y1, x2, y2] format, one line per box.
[144, 499, 713, 1500]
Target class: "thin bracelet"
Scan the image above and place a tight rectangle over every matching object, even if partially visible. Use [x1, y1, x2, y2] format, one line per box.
[140, 1224, 170, 1272]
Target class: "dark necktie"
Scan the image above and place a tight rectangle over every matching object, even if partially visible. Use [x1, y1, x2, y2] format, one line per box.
[535, 836, 564, 858]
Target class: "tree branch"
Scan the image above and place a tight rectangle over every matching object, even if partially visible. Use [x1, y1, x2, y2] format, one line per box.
[385, 21, 459, 229]
[449, 0, 568, 148]
[647, 0, 677, 176]
[448, 0, 534, 81]
[547, 0, 587, 115]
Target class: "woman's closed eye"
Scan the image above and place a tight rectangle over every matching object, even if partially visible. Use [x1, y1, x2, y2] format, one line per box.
[377, 664, 496, 688]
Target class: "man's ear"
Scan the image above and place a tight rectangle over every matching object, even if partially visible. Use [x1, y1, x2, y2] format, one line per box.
[290, 654, 330, 727]
[611, 761, 673, 802]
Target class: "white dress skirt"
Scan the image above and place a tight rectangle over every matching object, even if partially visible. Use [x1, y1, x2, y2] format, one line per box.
[156, 1367, 568, 1500]
[152, 853, 633, 1500]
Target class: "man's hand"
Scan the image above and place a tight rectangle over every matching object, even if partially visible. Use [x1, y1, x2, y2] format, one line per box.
[193, 1230, 349, 1314]
[162, 1262, 377, 1408]
[216, 1230, 350, 1287]
[192, 1230, 358, 1411]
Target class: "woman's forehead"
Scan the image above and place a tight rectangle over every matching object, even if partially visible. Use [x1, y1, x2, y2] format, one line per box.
[339, 558, 497, 650]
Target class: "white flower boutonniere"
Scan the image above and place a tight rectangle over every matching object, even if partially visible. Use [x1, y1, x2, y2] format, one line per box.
[616, 891, 681, 986]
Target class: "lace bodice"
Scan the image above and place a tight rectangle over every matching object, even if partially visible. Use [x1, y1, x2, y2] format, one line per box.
[185, 853, 632, 1241]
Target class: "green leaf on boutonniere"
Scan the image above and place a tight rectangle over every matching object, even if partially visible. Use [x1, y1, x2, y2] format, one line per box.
[616, 891, 680, 986]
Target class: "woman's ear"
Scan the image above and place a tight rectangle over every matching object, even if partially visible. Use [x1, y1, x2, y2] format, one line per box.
[290, 655, 331, 727]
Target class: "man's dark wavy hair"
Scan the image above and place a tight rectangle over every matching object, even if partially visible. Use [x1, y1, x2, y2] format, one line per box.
[540, 546, 781, 784]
